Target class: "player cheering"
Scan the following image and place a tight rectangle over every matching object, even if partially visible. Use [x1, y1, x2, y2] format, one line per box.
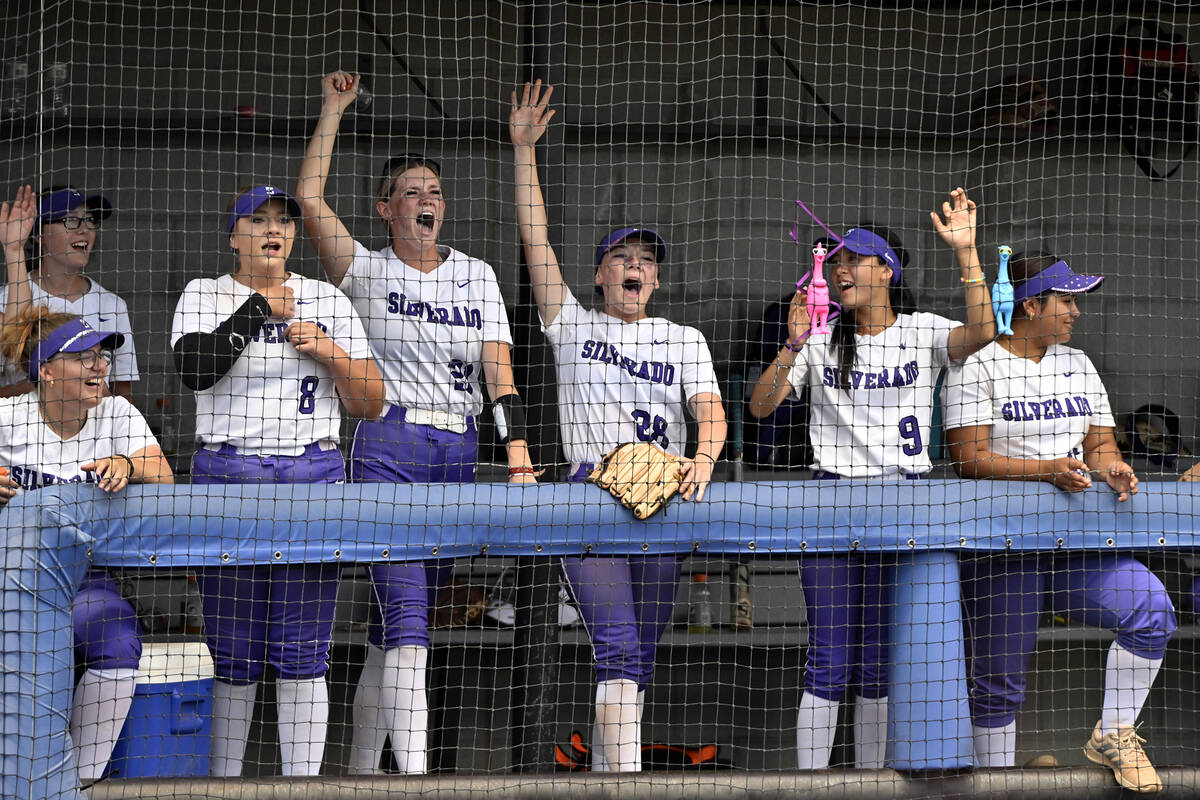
[171, 184, 383, 777]
[749, 191, 995, 769]
[0, 189, 172, 786]
[509, 81, 726, 772]
[296, 70, 536, 775]
[0, 184, 139, 401]
[942, 250, 1173, 792]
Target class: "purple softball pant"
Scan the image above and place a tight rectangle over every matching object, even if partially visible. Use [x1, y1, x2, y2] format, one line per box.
[190, 443, 344, 685]
[560, 464, 682, 688]
[962, 552, 1177, 728]
[350, 409, 476, 650]
[74, 569, 142, 671]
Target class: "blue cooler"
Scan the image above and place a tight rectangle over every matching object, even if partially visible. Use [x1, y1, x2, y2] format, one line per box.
[107, 641, 213, 778]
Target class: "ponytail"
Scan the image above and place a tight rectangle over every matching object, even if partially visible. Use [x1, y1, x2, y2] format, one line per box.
[0, 306, 77, 380]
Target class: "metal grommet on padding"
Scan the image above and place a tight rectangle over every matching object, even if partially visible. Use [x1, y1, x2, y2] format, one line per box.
[221, 552, 231, 563]
[1004, 538, 1013, 549]
[1105, 537, 1115, 547]
[535, 544, 544, 553]
[273, 550, 283, 561]
[906, 538, 916, 548]
[431, 546, 440, 556]
[380, 548, 390, 559]
[148, 554, 158, 565]
[333, 549, 342, 559]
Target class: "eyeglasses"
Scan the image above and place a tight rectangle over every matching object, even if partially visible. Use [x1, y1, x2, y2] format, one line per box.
[49, 215, 99, 231]
[380, 152, 442, 179]
[55, 349, 113, 370]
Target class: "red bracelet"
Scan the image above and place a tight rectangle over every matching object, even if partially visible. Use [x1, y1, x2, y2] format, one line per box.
[508, 466, 537, 476]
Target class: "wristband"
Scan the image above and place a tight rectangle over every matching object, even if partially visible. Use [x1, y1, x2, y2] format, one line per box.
[785, 336, 808, 352]
[115, 454, 134, 475]
[695, 453, 716, 464]
[508, 466, 537, 477]
[491, 393, 528, 445]
[960, 276, 985, 285]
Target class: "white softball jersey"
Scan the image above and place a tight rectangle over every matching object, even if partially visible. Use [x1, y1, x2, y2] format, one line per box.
[0, 278, 140, 385]
[786, 312, 960, 478]
[0, 393, 157, 489]
[544, 291, 722, 470]
[170, 273, 372, 456]
[941, 341, 1114, 461]
[338, 242, 513, 418]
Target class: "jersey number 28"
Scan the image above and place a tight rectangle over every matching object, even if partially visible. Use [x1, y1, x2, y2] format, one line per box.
[632, 409, 670, 448]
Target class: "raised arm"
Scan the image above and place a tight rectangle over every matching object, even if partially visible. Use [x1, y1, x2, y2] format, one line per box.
[296, 71, 360, 287]
[931, 188, 996, 362]
[1, 185, 36, 324]
[509, 81, 570, 327]
[748, 291, 810, 419]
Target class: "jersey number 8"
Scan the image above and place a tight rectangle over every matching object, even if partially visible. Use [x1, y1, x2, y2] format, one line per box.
[299, 376, 319, 414]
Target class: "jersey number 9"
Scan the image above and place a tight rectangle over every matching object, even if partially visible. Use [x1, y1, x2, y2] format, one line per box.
[898, 414, 923, 456]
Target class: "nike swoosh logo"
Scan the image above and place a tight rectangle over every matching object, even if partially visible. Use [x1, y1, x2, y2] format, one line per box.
[457, 280, 470, 288]
[1063, 372, 1073, 377]
[97, 316, 111, 322]
[296, 299, 317, 305]
[653, 338, 668, 345]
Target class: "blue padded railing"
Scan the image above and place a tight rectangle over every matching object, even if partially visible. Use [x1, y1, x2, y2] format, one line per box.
[3, 481, 1198, 799]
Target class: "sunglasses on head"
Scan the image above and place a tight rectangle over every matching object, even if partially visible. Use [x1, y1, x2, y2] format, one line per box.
[381, 153, 442, 179]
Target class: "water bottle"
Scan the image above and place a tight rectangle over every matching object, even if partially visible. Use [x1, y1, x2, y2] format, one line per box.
[687, 573, 714, 633]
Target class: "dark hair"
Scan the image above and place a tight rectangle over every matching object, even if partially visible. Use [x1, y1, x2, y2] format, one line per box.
[29, 184, 98, 272]
[827, 224, 915, 393]
[375, 153, 443, 207]
[1008, 249, 1059, 318]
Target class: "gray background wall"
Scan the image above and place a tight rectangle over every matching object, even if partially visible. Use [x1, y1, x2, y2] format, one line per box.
[2, 0, 1199, 463]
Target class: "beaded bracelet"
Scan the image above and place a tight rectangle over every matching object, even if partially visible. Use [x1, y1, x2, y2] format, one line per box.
[960, 276, 985, 285]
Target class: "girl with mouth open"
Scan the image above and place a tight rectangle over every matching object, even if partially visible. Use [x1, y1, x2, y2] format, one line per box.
[171, 184, 383, 777]
[0, 190, 173, 786]
[942, 251, 1171, 792]
[297, 71, 536, 775]
[510, 81, 727, 772]
[0, 185, 139, 402]
[749, 192, 996, 769]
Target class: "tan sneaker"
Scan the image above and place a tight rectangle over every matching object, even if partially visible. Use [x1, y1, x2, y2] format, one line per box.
[1083, 722, 1162, 793]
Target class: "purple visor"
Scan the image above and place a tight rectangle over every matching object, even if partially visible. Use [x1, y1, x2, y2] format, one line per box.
[1012, 260, 1104, 304]
[594, 227, 667, 267]
[37, 186, 112, 229]
[28, 318, 124, 384]
[840, 228, 902, 284]
[226, 185, 301, 233]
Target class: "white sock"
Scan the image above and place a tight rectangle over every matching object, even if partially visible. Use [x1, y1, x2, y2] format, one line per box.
[1101, 642, 1162, 734]
[591, 717, 609, 772]
[210, 681, 257, 777]
[382, 645, 429, 775]
[634, 689, 645, 772]
[276, 677, 329, 776]
[70, 667, 138, 783]
[854, 695, 888, 769]
[795, 692, 839, 770]
[972, 721, 1016, 767]
[349, 645, 387, 775]
[594, 679, 639, 772]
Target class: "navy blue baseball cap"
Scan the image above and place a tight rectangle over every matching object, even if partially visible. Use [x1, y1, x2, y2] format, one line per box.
[28, 317, 124, 384]
[226, 185, 301, 233]
[36, 186, 112, 230]
[839, 227, 903, 284]
[594, 227, 667, 267]
[1012, 259, 1103, 304]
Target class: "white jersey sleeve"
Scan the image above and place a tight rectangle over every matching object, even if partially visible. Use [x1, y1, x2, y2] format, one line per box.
[544, 290, 722, 470]
[338, 241, 513, 417]
[942, 341, 1115, 461]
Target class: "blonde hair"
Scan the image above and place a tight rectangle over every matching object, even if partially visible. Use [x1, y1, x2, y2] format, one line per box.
[0, 306, 78, 377]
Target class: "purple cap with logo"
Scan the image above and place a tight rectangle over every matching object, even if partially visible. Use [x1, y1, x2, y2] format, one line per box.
[840, 228, 903, 284]
[37, 186, 112, 230]
[1012, 260, 1103, 304]
[227, 185, 302, 233]
[594, 227, 667, 267]
[28, 317, 124, 384]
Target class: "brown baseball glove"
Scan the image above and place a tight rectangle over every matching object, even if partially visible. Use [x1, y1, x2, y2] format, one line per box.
[587, 442, 684, 520]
